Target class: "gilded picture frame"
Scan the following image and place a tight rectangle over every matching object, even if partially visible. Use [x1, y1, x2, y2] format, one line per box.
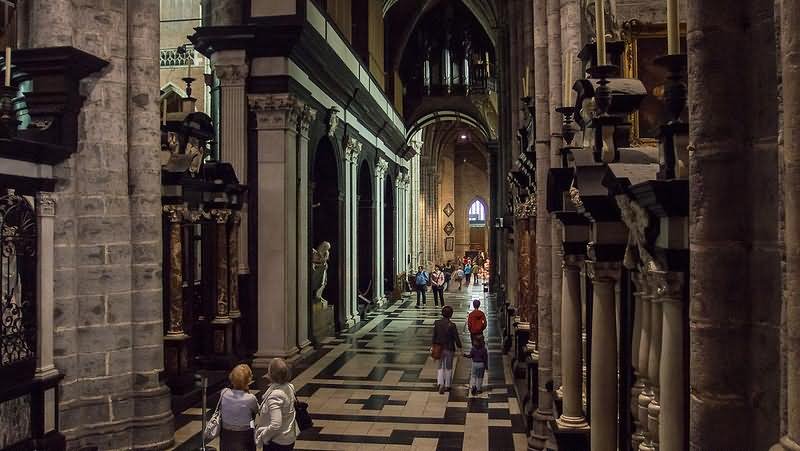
[622, 20, 688, 147]
[445, 237, 455, 252]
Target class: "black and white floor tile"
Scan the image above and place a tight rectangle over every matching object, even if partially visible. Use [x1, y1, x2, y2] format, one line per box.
[170, 284, 527, 451]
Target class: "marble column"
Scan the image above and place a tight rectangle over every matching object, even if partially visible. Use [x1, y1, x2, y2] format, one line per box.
[297, 108, 317, 352]
[211, 208, 233, 356]
[163, 205, 187, 337]
[556, 254, 588, 430]
[375, 159, 388, 304]
[35, 192, 58, 380]
[641, 272, 662, 451]
[780, 3, 800, 450]
[587, 260, 620, 451]
[657, 271, 686, 451]
[248, 93, 305, 365]
[212, 53, 250, 273]
[228, 212, 241, 317]
[630, 272, 647, 448]
[344, 137, 363, 326]
[637, 274, 653, 449]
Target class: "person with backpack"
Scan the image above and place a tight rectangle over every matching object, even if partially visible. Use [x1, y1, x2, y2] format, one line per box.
[414, 265, 429, 308]
[431, 305, 463, 394]
[464, 262, 473, 286]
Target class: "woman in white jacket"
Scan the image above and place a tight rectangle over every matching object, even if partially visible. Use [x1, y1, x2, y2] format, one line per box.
[255, 358, 298, 450]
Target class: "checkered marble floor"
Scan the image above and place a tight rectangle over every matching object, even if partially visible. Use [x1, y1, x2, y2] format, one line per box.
[170, 284, 527, 451]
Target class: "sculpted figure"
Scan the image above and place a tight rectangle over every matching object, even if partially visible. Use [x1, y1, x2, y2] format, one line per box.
[311, 241, 331, 305]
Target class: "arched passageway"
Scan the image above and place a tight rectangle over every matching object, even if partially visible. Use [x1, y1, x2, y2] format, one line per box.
[311, 138, 341, 336]
[384, 176, 396, 294]
[357, 160, 374, 299]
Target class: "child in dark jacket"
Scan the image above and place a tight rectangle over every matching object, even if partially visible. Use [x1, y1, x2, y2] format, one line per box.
[466, 334, 488, 395]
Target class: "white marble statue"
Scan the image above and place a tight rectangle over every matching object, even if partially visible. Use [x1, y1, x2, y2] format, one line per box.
[311, 241, 331, 306]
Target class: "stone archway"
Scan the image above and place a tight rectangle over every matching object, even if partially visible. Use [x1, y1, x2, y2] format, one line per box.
[311, 137, 341, 337]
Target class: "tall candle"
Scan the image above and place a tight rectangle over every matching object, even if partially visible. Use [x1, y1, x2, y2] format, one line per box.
[4, 47, 10, 87]
[524, 66, 530, 97]
[667, 0, 679, 54]
[595, 0, 606, 65]
[485, 52, 491, 77]
[162, 99, 167, 126]
[565, 57, 573, 105]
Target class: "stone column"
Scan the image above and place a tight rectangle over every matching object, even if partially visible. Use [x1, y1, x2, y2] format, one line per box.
[212, 53, 250, 273]
[637, 274, 653, 448]
[163, 205, 187, 337]
[210, 209, 234, 357]
[344, 137, 362, 326]
[556, 254, 589, 430]
[630, 272, 647, 448]
[587, 260, 620, 451]
[297, 107, 316, 351]
[228, 212, 241, 317]
[641, 272, 662, 451]
[657, 271, 686, 451]
[689, 0, 781, 449]
[28, 0, 73, 48]
[780, 3, 800, 449]
[375, 159, 388, 304]
[35, 192, 58, 379]
[530, 0, 553, 449]
[248, 93, 304, 364]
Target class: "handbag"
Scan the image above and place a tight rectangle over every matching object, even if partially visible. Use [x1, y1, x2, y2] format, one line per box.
[203, 388, 226, 442]
[430, 343, 443, 360]
[288, 384, 313, 431]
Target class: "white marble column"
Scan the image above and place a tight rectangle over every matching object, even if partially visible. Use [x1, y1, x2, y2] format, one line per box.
[344, 137, 362, 326]
[296, 107, 317, 352]
[212, 51, 250, 273]
[637, 274, 654, 449]
[587, 260, 621, 451]
[557, 254, 589, 430]
[641, 271, 663, 451]
[374, 159, 388, 304]
[34, 192, 58, 434]
[657, 271, 685, 451]
[248, 93, 305, 365]
[630, 272, 647, 448]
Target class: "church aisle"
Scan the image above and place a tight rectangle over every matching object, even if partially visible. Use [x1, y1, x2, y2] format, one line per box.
[170, 284, 527, 451]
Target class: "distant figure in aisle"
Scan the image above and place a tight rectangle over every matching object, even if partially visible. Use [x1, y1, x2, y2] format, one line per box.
[467, 299, 487, 343]
[219, 364, 259, 451]
[443, 260, 454, 290]
[464, 262, 473, 286]
[466, 334, 489, 395]
[450, 265, 465, 291]
[431, 266, 445, 306]
[432, 305, 463, 394]
[414, 265, 429, 308]
[255, 358, 298, 451]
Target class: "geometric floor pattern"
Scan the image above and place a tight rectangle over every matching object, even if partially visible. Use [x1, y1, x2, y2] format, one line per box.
[170, 284, 528, 450]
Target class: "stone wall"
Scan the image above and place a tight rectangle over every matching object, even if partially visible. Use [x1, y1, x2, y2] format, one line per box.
[37, 0, 174, 449]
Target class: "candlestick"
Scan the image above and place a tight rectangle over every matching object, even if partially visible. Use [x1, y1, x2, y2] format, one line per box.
[595, 0, 606, 65]
[667, 0, 679, 54]
[525, 66, 530, 97]
[4, 47, 10, 87]
[485, 52, 491, 78]
[162, 99, 167, 126]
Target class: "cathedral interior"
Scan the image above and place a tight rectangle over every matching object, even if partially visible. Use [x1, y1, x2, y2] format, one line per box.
[0, 0, 798, 450]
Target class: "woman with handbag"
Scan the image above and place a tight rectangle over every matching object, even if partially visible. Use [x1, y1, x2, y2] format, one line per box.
[255, 358, 299, 450]
[219, 364, 259, 450]
[431, 305, 463, 394]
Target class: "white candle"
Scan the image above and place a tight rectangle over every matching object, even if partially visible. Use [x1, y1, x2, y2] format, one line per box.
[565, 57, 573, 104]
[596, 0, 606, 65]
[667, 0, 680, 54]
[524, 65, 530, 97]
[162, 99, 167, 126]
[5, 47, 10, 87]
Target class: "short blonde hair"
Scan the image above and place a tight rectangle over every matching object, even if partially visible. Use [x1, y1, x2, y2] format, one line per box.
[229, 364, 253, 390]
[268, 358, 290, 384]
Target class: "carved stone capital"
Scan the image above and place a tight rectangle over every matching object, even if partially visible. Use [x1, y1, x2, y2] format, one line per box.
[569, 185, 584, 210]
[184, 209, 207, 223]
[344, 136, 363, 163]
[563, 254, 584, 271]
[213, 63, 248, 86]
[586, 260, 621, 282]
[649, 270, 685, 303]
[35, 192, 55, 217]
[376, 158, 389, 178]
[326, 107, 340, 137]
[210, 208, 232, 223]
[248, 93, 305, 131]
[163, 205, 187, 223]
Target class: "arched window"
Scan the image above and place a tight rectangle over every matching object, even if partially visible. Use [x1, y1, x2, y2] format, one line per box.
[468, 199, 486, 227]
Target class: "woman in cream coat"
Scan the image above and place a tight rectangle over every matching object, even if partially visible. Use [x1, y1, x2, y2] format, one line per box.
[255, 358, 298, 450]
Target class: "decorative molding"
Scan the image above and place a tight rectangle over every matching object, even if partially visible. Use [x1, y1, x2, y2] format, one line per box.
[35, 192, 55, 217]
[326, 107, 340, 137]
[163, 205, 187, 223]
[443, 221, 455, 236]
[650, 270, 685, 303]
[375, 159, 389, 178]
[514, 193, 537, 219]
[298, 105, 317, 137]
[247, 93, 305, 131]
[213, 63, 249, 86]
[210, 208, 232, 223]
[344, 136, 363, 163]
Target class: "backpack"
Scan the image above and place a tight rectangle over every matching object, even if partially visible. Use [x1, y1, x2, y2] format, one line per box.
[415, 271, 428, 286]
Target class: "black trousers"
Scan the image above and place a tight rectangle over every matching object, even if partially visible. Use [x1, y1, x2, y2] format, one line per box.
[432, 287, 444, 306]
[465, 273, 472, 285]
[416, 285, 427, 304]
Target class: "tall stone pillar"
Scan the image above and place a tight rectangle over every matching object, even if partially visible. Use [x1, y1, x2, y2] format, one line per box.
[375, 159, 388, 304]
[629, 272, 647, 448]
[587, 260, 620, 451]
[556, 254, 589, 430]
[297, 109, 316, 351]
[28, 0, 73, 48]
[636, 273, 653, 448]
[248, 93, 307, 365]
[212, 53, 250, 273]
[688, 0, 781, 449]
[780, 2, 800, 449]
[344, 137, 362, 326]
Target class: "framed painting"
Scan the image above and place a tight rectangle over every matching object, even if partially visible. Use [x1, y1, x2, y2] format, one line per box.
[444, 237, 454, 251]
[622, 20, 688, 146]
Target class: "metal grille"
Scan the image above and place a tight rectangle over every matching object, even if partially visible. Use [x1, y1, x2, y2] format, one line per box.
[0, 190, 36, 369]
[160, 46, 196, 68]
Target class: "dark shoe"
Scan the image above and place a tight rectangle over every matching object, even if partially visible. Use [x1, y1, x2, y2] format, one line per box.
[439, 385, 445, 395]
[415, 305, 421, 309]
[471, 386, 477, 396]
[477, 388, 483, 394]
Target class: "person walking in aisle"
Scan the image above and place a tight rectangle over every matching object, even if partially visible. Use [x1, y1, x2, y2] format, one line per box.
[431, 266, 445, 306]
[466, 334, 489, 395]
[255, 358, 298, 451]
[219, 364, 259, 451]
[414, 265, 429, 308]
[431, 305, 463, 394]
[467, 299, 487, 343]
[464, 262, 472, 286]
